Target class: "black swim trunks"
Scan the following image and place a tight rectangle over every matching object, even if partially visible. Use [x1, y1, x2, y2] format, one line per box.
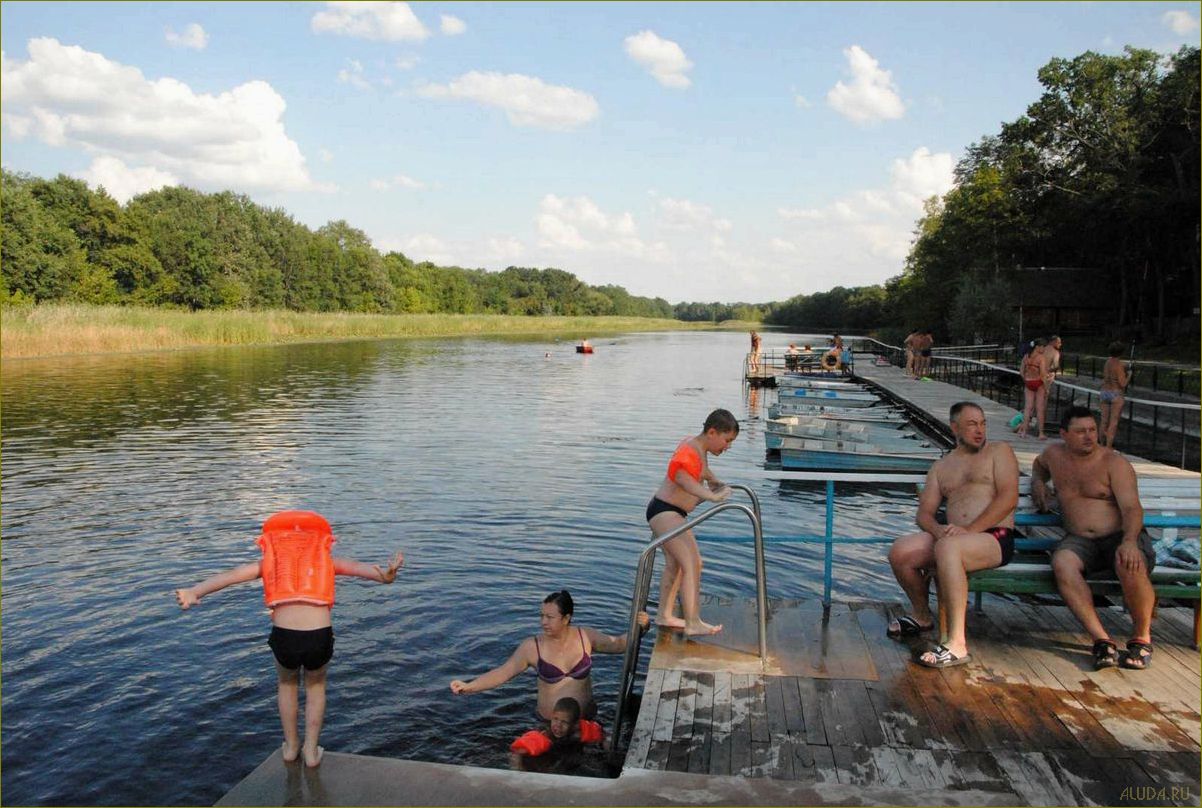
[646, 496, 687, 522]
[269, 626, 335, 671]
[984, 526, 1022, 567]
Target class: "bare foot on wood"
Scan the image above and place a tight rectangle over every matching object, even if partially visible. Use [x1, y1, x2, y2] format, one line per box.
[685, 620, 723, 636]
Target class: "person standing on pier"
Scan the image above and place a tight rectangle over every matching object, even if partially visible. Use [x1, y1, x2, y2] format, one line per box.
[175, 511, 404, 768]
[1018, 338, 1051, 439]
[1032, 406, 1154, 670]
[748, 330, 762, 375]
[646, 408, 740, 635]
[1099, 342, 1129, 448]
[887, 402, 1021, 667]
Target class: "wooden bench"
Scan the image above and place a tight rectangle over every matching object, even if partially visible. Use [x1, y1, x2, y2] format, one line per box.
[956, 480, 1201, 647]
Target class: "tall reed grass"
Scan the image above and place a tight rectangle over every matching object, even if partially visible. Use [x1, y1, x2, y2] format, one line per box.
[1, 304, 747, 359]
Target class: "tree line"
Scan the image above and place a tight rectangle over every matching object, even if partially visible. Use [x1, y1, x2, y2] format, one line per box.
[0, 172, 682, 319]
[4, 46, 1196, 343]
[768, 46, 1200, 346]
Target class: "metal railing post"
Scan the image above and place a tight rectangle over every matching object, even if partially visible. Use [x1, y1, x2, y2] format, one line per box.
[611, 495, 765, 760]
[823, 480, 835, 605]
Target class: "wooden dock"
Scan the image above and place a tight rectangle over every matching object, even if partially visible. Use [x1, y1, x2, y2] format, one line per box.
[853, 360, 1199, 481]
[624, 596, 1200, 806]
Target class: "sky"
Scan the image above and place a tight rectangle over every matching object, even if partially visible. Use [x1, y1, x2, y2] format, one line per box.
[1, 2, 1198, 304]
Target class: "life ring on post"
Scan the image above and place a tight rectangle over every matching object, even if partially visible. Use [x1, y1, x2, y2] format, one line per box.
[822, 352, 839, 370]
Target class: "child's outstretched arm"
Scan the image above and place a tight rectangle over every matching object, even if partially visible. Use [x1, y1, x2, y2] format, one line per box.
[333, 551, 404, 583]
[175, 561, 262, 609]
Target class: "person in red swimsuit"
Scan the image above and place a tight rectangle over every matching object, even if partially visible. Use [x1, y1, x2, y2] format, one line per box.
[449, 590, 648, 720]
[645, 408, 740, 636]
[1018, 338, 1051, 439]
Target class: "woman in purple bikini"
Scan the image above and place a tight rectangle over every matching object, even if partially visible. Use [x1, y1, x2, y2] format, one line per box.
[450, 590, 648, 720]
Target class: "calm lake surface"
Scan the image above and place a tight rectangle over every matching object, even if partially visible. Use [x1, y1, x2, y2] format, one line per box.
[1, 330, 920, 805]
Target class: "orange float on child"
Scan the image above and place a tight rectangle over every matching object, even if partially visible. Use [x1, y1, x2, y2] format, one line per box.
[667, 440, 702, 483]
[257, 510, 336, 608]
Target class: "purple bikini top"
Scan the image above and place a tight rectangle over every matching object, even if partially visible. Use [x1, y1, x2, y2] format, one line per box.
[535, 628, 592, 683]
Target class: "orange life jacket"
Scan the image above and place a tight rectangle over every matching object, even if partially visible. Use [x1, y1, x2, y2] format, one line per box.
[256, 510, 336, 608]
[667, 439, 703, 483]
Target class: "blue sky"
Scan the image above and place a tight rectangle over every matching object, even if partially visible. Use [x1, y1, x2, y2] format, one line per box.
[2, 2, 1198, 303]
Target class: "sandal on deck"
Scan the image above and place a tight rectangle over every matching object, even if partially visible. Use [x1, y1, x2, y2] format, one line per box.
[915, 644, 971, 669]
[1120, 640, 1152, 670]
[1092, 639, 1119, 670]
[887, 615, 935, 639]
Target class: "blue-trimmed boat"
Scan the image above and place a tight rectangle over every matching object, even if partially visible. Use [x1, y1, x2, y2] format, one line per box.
[779, 441, 941, 472]
[777, 388, 879, 407]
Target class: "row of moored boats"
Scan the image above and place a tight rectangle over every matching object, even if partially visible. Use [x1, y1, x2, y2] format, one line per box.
[765, 375, 944, 472]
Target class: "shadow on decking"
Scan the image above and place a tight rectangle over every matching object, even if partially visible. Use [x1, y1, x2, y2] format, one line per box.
[624, 596, 1200, 807]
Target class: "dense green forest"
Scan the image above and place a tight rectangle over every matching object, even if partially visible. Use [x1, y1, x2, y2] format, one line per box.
[3, 46, 1197, 346]
[0, 172, 682, 319]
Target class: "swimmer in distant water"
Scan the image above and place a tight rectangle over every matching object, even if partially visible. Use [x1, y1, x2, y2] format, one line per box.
[449, 590, 649, 720]
[175, 511, 403, 768]
[646, 408, 739, 635]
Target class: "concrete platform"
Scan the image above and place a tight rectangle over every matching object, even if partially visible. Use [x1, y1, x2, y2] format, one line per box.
[215, 747, 1019, 806]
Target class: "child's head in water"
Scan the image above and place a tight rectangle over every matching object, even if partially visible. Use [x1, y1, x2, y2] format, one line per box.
[549, 697, 581, 740]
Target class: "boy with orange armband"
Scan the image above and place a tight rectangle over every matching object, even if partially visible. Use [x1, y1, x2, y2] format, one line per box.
[175, 510, 403, 768]
[510, 697, 604, 771]
[645, 408, 740, 635]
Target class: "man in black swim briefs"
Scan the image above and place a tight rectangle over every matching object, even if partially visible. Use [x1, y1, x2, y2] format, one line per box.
[887, 402, 1021, 668]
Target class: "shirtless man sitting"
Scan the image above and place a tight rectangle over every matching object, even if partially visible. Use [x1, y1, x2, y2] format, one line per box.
[887, 401, 1020, 667]
[1032, 406, 1155, 671]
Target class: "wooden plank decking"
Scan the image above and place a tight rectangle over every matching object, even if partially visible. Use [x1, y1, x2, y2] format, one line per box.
[625, 597, 1201, 806]
[853, 361, 1199, 481]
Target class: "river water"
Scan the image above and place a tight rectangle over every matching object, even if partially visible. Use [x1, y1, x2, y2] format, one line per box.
[1, 330, 920, 805]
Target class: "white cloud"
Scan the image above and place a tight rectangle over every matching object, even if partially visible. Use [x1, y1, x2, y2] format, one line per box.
[1, 37, 322, 195]
[536, 194, 667, 260]
[78, 156, 178, 203]
[440, 15, 466, 35]
[486, 236, 525, 262]
[165, 23, 208, 50]
[416, 71, 599, 130]
[337, 59, 370, 89]
[395, 54, 420, 70]
[771, 146, 954, 290]
[624, 30, 693, 89]
[311, 2, 430, 41]
[370, 173, 429, 191]
[657, 197, 732, 233]
[1163, 10, 1200, 34]
[890, 146, 954, 206]
[826, 45, 905, 124]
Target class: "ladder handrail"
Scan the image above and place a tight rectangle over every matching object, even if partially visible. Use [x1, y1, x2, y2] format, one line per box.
[610, 484, 765, 761]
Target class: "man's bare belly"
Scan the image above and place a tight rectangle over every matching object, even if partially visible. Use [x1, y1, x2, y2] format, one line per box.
[1058, 496, 1123, 539]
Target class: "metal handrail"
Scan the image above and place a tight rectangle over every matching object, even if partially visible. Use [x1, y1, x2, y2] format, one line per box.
[610, 484, 764, 761]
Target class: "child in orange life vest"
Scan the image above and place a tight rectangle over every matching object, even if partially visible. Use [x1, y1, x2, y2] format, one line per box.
[174, 510, 403, 769]
[645, 408, 740, 636]
[510, 697, 604, 771]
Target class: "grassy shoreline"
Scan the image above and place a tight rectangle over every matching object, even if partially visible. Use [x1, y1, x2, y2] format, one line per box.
[0, 303, 751, 360]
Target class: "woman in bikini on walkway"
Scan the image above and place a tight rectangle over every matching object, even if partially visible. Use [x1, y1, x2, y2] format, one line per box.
[449, 590, 647, 720]
[1099, 341, 1129, 448]
[1018, 339, 1050, 439]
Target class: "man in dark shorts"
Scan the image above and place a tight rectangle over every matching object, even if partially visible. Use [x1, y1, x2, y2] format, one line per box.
[887, 401, 1021, 668]
[1033, 406, 1155, 671]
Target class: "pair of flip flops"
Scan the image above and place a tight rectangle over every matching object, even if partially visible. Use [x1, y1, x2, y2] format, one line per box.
[886, 615, 934, 639]
[1092, 639, 1152, 670]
